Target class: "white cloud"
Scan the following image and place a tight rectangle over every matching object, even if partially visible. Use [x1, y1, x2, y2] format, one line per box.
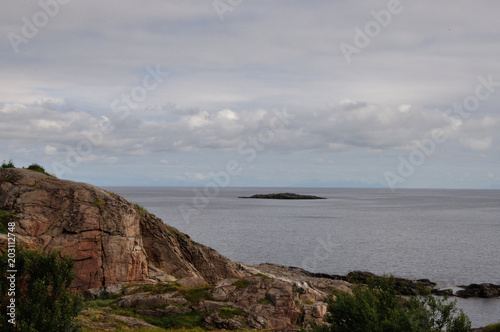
[37, 119, 63, 130]
[44, 145, 58, 155]
[0, 103, 26, 113]
[460, 137, 492, 151]
[217, 109, 239, 120]
[399, 104, 412, 113]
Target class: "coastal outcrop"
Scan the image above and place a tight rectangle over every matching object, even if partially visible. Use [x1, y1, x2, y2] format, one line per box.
[239, 192, 326, 199]
[455, 283, 500, 298]
[0, 168, 351, 330]
[0, 168, 243, 290]
[3, 168, 493, 330]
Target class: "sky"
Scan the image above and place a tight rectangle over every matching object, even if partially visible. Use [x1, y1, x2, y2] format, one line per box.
[1, 0, 499, 189]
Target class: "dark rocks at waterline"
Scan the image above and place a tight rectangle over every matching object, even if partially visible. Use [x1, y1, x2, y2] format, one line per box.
[344, 271, 437, 295]
[239, 193, 326, 200]
[282, 268, 437, 296]
[432, 288, 454, 296]
[455, 283, 500, 298]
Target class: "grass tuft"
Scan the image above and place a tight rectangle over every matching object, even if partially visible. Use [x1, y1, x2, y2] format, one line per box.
[218, 307, 244, 319]
[232, 279, 249, 289]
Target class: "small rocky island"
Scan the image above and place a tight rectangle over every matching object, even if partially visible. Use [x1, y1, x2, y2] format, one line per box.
[239, 192, 326, 200]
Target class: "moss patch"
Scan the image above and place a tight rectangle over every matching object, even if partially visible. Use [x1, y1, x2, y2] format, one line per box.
[218, 307, 244, 319]
[232, 279, 249, 289]
[93, 196, 106, 207]
[83, 298, 117, 308]
[258, 297, 272, 305]
[134, 204, 148, 217]
[145, 311, 206, 329]
[180, 284, 214, 304]
[0, 210, 15, 234]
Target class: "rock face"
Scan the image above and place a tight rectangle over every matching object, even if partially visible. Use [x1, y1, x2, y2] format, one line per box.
[0, 168, 243, 290]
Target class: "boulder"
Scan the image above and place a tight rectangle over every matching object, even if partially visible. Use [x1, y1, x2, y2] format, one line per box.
[456, 283, 500, 298]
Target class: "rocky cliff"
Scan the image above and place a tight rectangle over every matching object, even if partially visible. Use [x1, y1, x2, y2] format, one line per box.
[0, 168, 353, 329]
[0, 168, 244, 290]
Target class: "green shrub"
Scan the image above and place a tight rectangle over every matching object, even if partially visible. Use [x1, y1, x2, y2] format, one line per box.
[1, 160, 15, 168]
[485, 323, 500, 332]
[0, 246, 83, 331]
[26, 163, 48, 175]
[314, 276, 471, 332]
[179, 284, 214, 304]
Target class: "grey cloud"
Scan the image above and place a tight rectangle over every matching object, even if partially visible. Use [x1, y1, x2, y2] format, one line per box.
[4, 100, 497, 160]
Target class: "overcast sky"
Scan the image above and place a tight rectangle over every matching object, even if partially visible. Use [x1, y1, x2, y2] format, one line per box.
[1, 0, 499, 189]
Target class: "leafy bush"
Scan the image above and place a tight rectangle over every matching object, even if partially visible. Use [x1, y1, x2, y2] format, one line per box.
[1, 160, 15, 168]
[485, 323, 500, 332]
[0, 246, 83, 331]
[314, 276, 471, 332]
[26, 163, 49, 175]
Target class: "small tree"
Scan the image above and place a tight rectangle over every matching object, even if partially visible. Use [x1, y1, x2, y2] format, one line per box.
[0, 246, 83, 331]
[316, 276, 471, 332]
[1, 160, 15, 169]
[26, 163, 49, 175]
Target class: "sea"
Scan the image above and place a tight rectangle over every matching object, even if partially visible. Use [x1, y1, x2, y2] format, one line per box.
[106, 186, 500, 328]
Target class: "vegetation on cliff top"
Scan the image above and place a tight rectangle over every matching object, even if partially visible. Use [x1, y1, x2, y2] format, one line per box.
[1, 160, 53, 176]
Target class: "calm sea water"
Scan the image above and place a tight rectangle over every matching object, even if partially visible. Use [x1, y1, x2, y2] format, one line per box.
[106, 186, 500, 328]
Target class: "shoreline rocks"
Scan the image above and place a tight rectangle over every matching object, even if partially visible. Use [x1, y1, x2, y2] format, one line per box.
[455, 283, 500, 298]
